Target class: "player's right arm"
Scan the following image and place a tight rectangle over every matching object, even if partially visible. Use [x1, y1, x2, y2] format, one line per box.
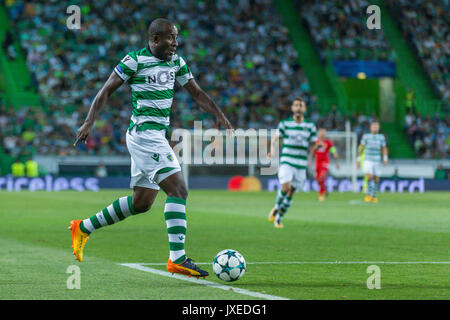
[74, 72, 124, 146]
[268, 131, 280, 159]
[268, 120, 284, 159]
[307, 141, 319, 167]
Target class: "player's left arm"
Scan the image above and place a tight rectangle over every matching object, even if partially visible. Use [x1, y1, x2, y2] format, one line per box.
[307, 146, 315, 168]
[307, 140, 321, 167]
[381, 135, 388, 165]
[307, 125, 318, 167]
[330, 144, 339, 169]
[74, 71, 125, 146]
[183, 79, 233, 130]
[382, 146, 388, 165]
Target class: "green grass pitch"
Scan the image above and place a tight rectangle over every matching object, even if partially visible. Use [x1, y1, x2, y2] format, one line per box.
[0, 190, 448, 300]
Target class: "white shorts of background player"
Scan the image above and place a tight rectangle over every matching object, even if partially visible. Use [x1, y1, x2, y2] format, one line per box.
[277, 164, 306, 191]
[362, 160, 382, 177]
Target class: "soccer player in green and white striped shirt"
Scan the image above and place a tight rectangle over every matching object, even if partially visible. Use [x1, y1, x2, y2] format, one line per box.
[357, 121, 388, 203]
[69, 18, 232, 278]
[267, 98, 317, 228]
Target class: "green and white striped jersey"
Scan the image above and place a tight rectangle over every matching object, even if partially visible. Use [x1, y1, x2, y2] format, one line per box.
[114, 46, 193, 132]
[278, 117, 317, 170]
[360, 133, 386, 162]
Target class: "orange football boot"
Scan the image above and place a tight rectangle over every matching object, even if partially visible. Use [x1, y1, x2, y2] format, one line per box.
[68, 220, 89, 262]
[167, 258, 209, 278]
[268, 207, 277, 222]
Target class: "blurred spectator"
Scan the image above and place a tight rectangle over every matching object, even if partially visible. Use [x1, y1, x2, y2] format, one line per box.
[95, 163, 108, 178]
[405, 88, 416, 114]
[11, 159, 25, 177]
[25, 157, 38, 177]
[2, 30, 17, 60]
[404, 111, 450, 159]
[434, 164, 446, 180]
[391, 168, 400, 181]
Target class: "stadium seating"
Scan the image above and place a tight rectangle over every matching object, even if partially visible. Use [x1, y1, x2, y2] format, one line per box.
[386, 0, 449, 103]
[404, 110, 449, 159]
[296, 0, 396, 62]
[3, 0, 313, 156]
[0, 0, 448, 160]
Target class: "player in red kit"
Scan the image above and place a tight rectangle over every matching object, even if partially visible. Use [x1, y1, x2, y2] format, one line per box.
[308, 128, 339, 201]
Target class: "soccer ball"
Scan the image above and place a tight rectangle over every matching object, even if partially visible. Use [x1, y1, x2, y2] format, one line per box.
[212, 249, 246, 282]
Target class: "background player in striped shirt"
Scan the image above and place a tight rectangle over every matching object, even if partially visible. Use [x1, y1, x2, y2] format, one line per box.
[357, 121, 388, 203]
[267, 98, 317, 228]
[69, 18, 232, 278]
[307, 128, 339, 202]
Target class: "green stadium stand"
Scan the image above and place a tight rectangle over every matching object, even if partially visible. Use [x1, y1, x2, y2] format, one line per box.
[377, 0, 441, 157]
[381, 123, 416, 158]
[276, 0, 432, 158]
[273, 0, 338, 112]
[377, 0, 442, 116]
[0, 145, 13, 175]
[0, 5, 40, 109]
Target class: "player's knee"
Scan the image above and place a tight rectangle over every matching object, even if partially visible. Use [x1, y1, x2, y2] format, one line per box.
[281, 183, 290, 194]
[167, 185, 188, 200]
[132, 199, 152, 214]
[287, 188, 295, 197]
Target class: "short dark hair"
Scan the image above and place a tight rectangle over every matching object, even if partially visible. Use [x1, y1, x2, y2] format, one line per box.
[148, 18, 173, 38]
[293, 97, 304, 104]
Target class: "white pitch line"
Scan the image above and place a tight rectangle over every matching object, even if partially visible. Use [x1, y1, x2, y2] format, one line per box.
[133, 261, 450, 266]
[119, 263, 289, 300]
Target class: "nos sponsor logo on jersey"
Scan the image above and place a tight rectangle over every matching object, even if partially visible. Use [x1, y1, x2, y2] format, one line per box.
[146, 71, 175, 85]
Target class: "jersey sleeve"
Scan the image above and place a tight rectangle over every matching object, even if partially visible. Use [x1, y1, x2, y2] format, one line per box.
[360, 134, 367, 146]
[309, 123, 318, 143]
[328, 140, 336, 154]
[114, 52, 138, 82]
[380, 134, 387, 147]
[277, 121, 285, 137]
[175, 56, 194, 86]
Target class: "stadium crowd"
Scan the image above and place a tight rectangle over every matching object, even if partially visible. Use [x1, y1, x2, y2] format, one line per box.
[1, 0, 448, 161]
[387, 0, 449, 103]
[404, 110, 450, 159]
[0, 100, 390, 159]
[297, 0, 396, 62]
[6, 0, 311, 129]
